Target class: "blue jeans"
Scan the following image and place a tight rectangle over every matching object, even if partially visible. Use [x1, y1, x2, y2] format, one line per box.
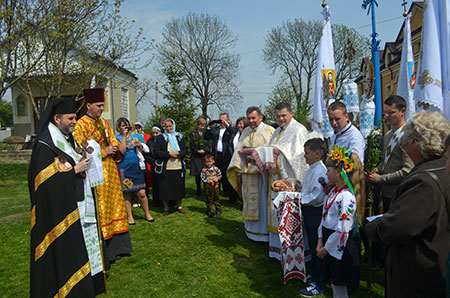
[302, 205, 326, 289]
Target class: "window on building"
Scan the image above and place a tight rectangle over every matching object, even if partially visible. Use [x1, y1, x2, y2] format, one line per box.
[16, 96, 27, 116]
[386, 84, 393, 97]
[121, 88, 129, 118]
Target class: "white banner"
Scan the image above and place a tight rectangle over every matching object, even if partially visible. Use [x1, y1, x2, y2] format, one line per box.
[312, 5, 335, 138]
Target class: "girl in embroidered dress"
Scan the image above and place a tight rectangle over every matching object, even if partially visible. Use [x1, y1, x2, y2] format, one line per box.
[314, 146, 365, 298]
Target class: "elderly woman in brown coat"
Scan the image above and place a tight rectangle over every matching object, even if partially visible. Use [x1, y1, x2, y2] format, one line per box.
[365, 111, 450, 298]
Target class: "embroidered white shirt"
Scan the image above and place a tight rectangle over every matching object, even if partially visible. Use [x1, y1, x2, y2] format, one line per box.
[330, 122, 365, 164]
[318, 187, 356, 260]
[301, 161, 327, 207]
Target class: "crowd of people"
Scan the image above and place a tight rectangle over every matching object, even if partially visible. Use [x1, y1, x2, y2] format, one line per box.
[28, 88, 450, 298]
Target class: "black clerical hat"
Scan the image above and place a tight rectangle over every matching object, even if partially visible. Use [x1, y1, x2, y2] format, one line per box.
[36, 98, 76, 139]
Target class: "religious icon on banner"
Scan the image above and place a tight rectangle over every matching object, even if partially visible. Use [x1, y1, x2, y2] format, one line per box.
[322, 69, 336, 106]
[408, 62, 416, 89]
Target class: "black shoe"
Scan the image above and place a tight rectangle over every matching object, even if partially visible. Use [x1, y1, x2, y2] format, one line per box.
[299, 282, 326, 297]
[216, 211, 222, 217]
[207, 210, 215, 217]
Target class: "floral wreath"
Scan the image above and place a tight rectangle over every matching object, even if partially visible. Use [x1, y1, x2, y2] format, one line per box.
[329, 145, 354, 173]
[329, 145, 355, 194]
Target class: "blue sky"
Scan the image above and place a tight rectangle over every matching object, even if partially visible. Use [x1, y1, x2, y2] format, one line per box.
[121, 0, 408, 121]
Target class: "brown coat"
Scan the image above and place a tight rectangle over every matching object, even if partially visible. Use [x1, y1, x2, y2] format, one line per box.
[365, 157, 450, 298]
[375, 128, 414, 198]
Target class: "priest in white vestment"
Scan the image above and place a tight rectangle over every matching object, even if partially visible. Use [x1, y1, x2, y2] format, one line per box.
[267, 102, 309, 260]
[227, 106, 275, 242]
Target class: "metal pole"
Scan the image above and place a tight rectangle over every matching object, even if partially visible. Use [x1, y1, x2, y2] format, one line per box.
[370, 1, 382, 126]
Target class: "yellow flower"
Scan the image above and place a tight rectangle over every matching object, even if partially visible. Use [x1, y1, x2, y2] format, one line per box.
[342, 160, 354, 173]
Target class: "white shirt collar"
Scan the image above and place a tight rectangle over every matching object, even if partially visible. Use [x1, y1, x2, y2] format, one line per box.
[335, 121, 352, 136]
[252, 121, 264, 131]
[280, 119, 293, 130]
[309, 160, 322, 169]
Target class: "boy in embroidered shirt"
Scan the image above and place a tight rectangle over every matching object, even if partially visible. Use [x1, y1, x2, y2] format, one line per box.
[201, 154, 222, 217]
[299, 138, 328, 296]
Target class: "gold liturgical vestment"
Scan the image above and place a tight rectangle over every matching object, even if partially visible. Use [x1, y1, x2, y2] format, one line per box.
[227, 123, 274, 220]
[74, 115, 129, 240]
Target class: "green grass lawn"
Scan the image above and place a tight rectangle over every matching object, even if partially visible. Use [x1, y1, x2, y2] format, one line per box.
[0, 163, 385, 297]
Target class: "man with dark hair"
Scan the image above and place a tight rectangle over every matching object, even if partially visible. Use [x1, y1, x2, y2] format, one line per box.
[29, 98, 105, 297]
[366, 95, 413, 212]
[327, 101, 365, 163]
[204, 112, 237, 203]
[267, 102, 309, 259]
[246, 106, 261, 115]
[228, 106, 275, 241]
[274, 102, 292, 112]
[384, 95, 407, 110]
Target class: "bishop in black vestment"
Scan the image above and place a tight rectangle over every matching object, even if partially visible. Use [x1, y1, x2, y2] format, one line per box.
[29, 98, 105, 297]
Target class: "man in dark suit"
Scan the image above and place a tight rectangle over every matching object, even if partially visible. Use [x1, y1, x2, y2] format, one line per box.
[365, 95, 414, 269]
[366, 95, 414, 212]
[204, 112, 238, 203]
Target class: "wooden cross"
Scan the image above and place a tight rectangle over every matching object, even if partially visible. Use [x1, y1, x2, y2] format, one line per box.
[345, 37, 356, 79]
[75, 140, 94, 159]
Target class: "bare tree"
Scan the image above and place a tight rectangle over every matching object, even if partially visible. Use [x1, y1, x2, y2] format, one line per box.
[135, 77, 154, 106]
[332, 24, 370, 98]
[263, 80, 296, 122]
[13, 0, 153, 119]
[263, 19, 322, 109]
[157, 12, 241, 118]
[263, 19, 370, 105]
[0, 0, 47, 99]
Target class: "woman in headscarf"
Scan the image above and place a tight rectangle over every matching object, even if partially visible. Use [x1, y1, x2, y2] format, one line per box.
[115, 117, 154, 225]
[152, 118, 188, 216]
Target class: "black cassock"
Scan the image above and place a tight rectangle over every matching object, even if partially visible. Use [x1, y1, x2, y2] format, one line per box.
[28, 127, 105, 297]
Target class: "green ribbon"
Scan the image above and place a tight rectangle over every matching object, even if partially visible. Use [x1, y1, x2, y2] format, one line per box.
[341, 169, 359, 233]
[340, 169, 354, 195]
[95, 118, 110, 146]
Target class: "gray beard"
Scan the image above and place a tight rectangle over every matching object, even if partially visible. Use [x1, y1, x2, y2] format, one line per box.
[59, 124, 74, 135]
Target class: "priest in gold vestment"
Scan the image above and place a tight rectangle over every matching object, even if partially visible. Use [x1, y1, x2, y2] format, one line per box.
[74, 88, 132, 262]
[227, 106, 274, 242]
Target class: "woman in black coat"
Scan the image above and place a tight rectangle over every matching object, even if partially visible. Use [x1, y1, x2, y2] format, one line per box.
[189, 117, 207, 196]
[152, 119, 188, 216]
[144, 124, 163, 202]
[364, 111, 450, 298]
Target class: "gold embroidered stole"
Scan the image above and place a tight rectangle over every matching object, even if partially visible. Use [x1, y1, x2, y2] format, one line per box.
[242, 173, 260, 220]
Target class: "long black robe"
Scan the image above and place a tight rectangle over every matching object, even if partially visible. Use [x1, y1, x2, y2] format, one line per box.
[29, 127, 105, 297]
